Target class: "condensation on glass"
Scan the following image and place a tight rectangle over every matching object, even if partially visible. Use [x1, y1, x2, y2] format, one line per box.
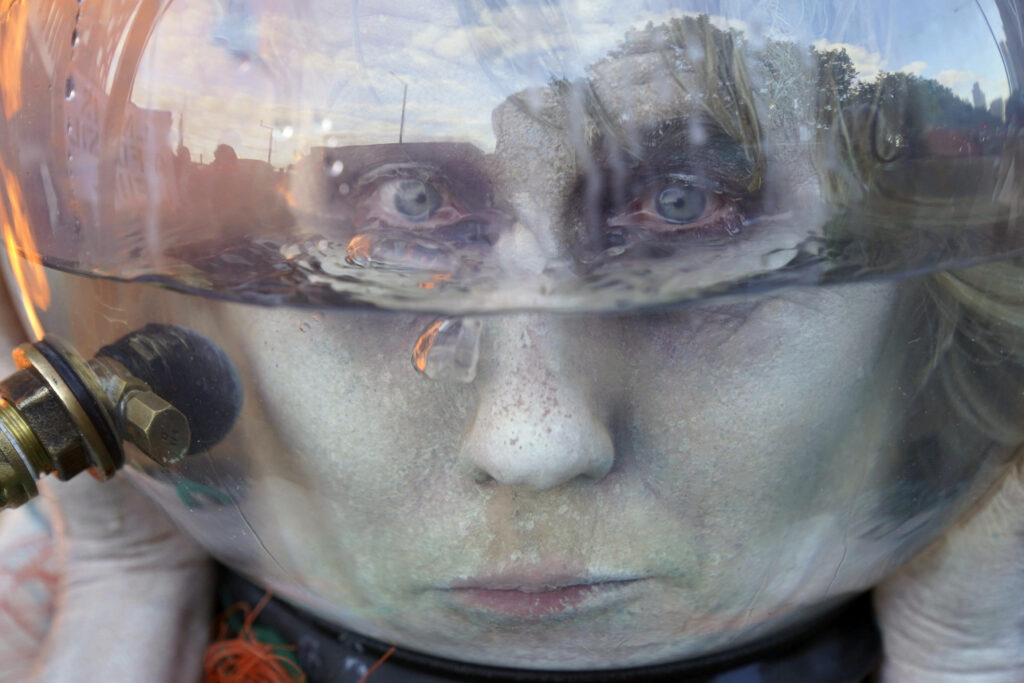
[0, 0, 1022, 670]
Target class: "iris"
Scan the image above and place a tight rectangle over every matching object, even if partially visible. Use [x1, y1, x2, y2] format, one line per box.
[655, 183, 707, 224]
[393, 179, 443, 222]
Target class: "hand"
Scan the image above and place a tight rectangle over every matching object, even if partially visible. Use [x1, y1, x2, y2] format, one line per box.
[0, 275, 213, 682]
[2, 474, 213, 683]
[874, 456, 1024, 682]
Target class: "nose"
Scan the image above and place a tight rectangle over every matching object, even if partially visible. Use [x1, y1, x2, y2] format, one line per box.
[459, 315, 616, 491]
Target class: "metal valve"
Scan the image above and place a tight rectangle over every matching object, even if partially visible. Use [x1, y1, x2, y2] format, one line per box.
[0, 336, 190, 510]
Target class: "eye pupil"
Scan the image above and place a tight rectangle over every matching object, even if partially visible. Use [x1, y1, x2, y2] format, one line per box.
[394, 179, 442, 222]
[655, 183, 707, 224]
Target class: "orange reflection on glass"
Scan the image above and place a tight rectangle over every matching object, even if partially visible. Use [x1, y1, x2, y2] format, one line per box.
[279, 184, 296, 208]
[345, 234, 372, 266]
[417, 273, 452, 289]
[1, 166, 49, 340]
[0, 0, 28, 119]
[412, 320, 444, 373]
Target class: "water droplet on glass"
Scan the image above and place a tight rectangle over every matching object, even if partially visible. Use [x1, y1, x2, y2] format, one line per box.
[320, 117, 332, 132]
[71, 29, 79, 47]
[326, 136, 340, 148]
[280, 125, 294, 139]
[412, 317, 483, 383]
[337, 182, 350, 196]
[298, 321, 311, 333]
[64, 77, 76, 100]
[327, 160, 343, 177]
[66, 123, 73, 134]
[344, 232, 456, 272]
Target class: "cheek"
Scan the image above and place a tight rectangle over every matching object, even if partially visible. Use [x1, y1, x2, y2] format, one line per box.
[234, 309, 476, 500]
[621, 284, 901, 509]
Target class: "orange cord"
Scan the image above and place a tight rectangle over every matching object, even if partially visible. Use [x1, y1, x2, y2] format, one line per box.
[358, 645, 396, 683]
[203, 591, 306, 683]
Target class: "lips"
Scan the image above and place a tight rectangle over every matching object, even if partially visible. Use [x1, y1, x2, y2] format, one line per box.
[446, 572, 642, 617]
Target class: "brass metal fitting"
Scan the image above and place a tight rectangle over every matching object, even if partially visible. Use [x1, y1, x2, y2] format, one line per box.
[0, 336, 191, 511]
[121, 390, 190, 467]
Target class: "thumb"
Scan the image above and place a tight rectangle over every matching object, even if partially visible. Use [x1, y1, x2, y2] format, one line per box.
[32, 474, 213, 683]
[873, 457, 1024, 682]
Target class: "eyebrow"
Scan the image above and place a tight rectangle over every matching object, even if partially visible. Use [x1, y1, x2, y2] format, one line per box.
[312, 142, 495, 210]
[577, 114, 753, 202]
[640, 118, 753, 182]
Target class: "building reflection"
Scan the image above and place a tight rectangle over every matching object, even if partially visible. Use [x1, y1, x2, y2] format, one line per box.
[1, 2, 1021, 279]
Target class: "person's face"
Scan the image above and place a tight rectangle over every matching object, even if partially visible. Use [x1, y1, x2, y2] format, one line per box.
[46, 1, 1013, 671]
[233, 286, 905, 668]
[213, 49, 916, 668]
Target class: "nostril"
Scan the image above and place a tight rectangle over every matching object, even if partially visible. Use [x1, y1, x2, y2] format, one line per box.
[466, 462, 496, 486]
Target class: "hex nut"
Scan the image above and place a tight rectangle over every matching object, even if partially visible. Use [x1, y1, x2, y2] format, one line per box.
[122, 391, 190, 466]
[0, 451, 34, 510]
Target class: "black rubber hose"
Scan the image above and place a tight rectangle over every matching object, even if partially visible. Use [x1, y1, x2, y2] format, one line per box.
[98, 324, 243, 454]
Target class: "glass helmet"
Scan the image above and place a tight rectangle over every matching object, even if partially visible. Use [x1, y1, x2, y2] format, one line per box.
[0, 0, 1022, 671]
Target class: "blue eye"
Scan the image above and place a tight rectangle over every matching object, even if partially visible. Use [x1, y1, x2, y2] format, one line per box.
[393, 179, 442, 222]
[655, 183, 708, 224]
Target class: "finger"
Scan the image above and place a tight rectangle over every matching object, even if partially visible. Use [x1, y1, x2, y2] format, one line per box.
[32, 475, 213, 683]
[874, 457, 1024, 682]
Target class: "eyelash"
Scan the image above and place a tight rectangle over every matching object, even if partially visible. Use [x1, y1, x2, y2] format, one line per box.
[607, 176, 740, 234]
[355, 175, 468, 230]
[352, 170, 747, 252]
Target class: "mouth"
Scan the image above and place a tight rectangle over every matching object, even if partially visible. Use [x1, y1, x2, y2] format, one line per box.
[445, 573, 643, 618]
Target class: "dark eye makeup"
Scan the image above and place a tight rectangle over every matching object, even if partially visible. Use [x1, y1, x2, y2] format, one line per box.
[341, 116, 761, 268]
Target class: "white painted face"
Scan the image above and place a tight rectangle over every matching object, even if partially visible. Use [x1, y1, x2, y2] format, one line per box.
[210, 49, 920, 668]
[231, 285, 909, 668]
[23, 0, 1018, 672]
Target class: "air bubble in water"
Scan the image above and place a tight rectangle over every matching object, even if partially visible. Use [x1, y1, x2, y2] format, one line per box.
[412, 317, 483, 383]
[338, 183, 350, 196]
[328, 160, 344, 177]
[64, 77, 76, 100]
